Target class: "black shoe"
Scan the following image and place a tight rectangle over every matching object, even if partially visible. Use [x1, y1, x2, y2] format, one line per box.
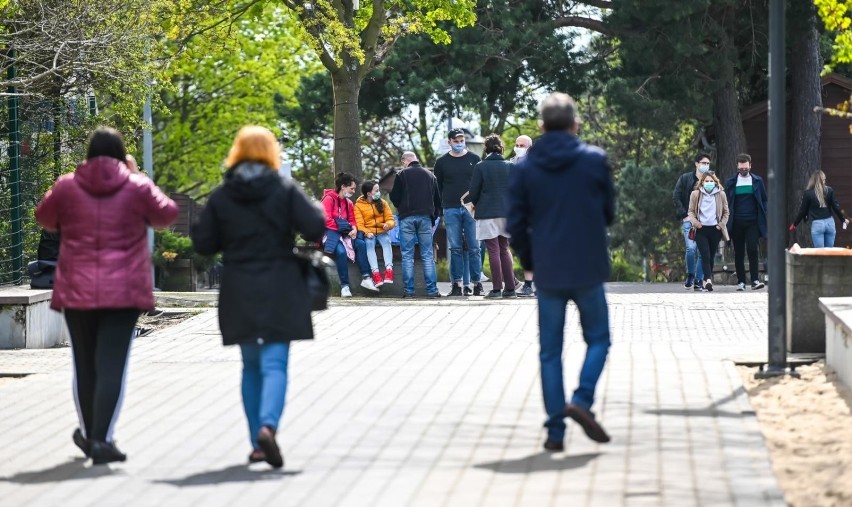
[543, 439, 565, 452]
[72, 428, 90, 457]
[463, 286, 473, 296]
[426, 292, 442, 298]
[402, 293, 415, 299]
[447, 284, 463, 297]
[703, 280, 713, 292]
[90, 441, 127, 465]
[684, 276, 694, 289]
[752, 280, 765, 290]
[519, 285, 535, 297]
[257, 426, 284, 469]
[473, 283, 484, 296]
[248, 448, 266, 463]
[565, 403, 610, 443]
[502, 290, 518, 299]
[485, 289, 502, 299]
[693, 283, 703, 292]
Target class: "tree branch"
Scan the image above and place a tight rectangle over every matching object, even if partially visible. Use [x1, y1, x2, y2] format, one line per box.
[553, 16, 614, 36]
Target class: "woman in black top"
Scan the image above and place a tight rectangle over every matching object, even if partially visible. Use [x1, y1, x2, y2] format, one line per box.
[192, 126, 325, 468]
[790, 170, 849, 247]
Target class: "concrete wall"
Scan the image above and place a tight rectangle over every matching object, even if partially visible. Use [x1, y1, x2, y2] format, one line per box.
[787, 251, 852, 353]
[0, 288, 68, 349]
[820, 297, 852, 389]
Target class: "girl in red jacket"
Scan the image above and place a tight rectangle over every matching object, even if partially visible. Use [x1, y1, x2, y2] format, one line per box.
[36, 127, 178, 464]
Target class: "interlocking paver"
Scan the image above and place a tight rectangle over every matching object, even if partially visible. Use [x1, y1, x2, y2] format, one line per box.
[0, 285, 785, 506]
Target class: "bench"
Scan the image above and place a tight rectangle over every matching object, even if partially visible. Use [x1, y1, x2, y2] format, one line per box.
[819, 297, 852, 389]
[0, 287, 69, 349]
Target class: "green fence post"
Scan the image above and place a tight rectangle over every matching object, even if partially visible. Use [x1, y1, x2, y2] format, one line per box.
[7, 49, 23, 285]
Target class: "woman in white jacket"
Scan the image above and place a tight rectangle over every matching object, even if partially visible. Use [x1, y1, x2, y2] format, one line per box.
[688, 172, 730, 292]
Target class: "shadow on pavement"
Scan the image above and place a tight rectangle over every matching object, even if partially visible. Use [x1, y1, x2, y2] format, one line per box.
[645, 386, 750, 418]
[155, 464, 302, 487]
[474, 452, 599, 474]
[0, 458, 121, 483]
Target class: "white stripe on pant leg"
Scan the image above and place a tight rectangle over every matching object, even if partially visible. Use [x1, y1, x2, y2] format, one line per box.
[105, 326, 136, 442]
[68, 332, 88, 439]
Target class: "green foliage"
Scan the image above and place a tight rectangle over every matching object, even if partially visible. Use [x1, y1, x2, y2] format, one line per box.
[816, 0, 852, 70]
[610, 249, 644, 282]
[153, 229, 218, 273]
[152, 7, 320, 198]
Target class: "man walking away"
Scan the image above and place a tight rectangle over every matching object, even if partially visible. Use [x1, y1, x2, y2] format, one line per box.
[673, 153, 711, 290]
[391, 152, 442, 298]
[724, 153, 767, 291]
[434, 128, 483, 296]
[510, 134, 536, 297]
[507, 93, 615, 451]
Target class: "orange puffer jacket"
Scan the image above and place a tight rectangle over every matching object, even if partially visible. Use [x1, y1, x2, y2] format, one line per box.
[354, 196, 395, 235]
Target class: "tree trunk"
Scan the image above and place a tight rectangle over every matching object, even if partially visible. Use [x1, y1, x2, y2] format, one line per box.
[417, 101, 435, 166]
[711, 78, 747, 182]
[331, 69, 363, 181]
[789, 23, 822, 245]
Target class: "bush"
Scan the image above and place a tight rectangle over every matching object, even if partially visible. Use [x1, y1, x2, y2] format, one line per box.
[153, 229, 218, 273]
[610, 248, 643, 282]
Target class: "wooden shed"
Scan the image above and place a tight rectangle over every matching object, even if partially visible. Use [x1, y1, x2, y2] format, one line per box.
[169, 193, 199, 237]
[737, 73, 852, 247]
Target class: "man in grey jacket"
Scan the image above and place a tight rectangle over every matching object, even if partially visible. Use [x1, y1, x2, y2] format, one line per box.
[672, 153, 711, 290]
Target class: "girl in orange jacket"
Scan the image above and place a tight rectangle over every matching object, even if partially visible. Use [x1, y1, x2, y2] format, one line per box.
[354, 181, 396, 286]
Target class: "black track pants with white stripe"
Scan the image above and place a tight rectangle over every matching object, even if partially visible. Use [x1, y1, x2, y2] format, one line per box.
[65, 308, 140, 443]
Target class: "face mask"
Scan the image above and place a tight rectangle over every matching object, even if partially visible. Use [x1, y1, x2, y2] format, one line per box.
[738, 168, 750, 177]
[372, 192, 381, 201]
[698, 163, 710, 174]
[514, 147, 528, 158]
[703, 182, 716, 192]
[450, 143, 465, 153]
[344, 191, 354, 199]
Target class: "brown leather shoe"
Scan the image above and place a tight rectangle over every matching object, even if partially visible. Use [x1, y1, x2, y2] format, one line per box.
[257, 426, 284, 468]
[248, 448, 266, 463]
[565, 403, 610, 443]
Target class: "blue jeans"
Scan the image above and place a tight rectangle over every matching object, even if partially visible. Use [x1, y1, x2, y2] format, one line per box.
[327, 240, 349, 286]
[811, 217, 836, 248]
[365, 233, 393, 272]
[353, 234, 372, 277]
[444, 207, 481, 284]
[538, 285, 611, 441]
[400, 215, 438, 295]
[239, 342, 290, 449]
[462, 241, 487, 286]
[682, 221, 703, 281]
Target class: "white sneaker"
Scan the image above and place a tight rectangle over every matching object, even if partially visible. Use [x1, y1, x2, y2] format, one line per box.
[480, 274, 489, 282]
[360, 277, 379, 292]
[736, 282, 746, 291]
[752, 280, 765, 290]
[341, 285, 352, 297]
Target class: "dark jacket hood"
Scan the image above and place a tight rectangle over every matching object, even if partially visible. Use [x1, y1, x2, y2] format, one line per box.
[74, 156, 131, 196]
[224, 161, 280, 202]
[524, 131, 584, 173]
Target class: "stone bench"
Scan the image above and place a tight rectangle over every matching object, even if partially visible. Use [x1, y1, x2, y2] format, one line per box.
[0, 287, 68, 349]
[819, 297, 852, 389]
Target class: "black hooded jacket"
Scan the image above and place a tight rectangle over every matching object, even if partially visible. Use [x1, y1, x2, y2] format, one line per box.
[506, 131, 615, 290]
[191, 162, 325, 345]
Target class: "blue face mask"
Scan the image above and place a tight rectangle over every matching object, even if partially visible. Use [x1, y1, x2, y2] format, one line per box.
[703, 182, 716, 192]
[372, 192, 381, 201]
[450, 143, 465, 153]
[698, 163, 710, 174]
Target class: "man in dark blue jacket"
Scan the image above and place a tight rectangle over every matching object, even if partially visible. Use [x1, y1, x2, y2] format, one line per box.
[507, 92, 615, 450]
[724, 154, 767, 291]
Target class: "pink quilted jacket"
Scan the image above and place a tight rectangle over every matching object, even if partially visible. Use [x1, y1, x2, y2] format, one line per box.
[35, 156, 178, 311]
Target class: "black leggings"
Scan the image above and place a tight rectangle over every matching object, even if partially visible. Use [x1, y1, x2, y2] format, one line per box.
[731, 219, 760, 284]
[695, 226, 722, 282]
[65, 309, 140, 442]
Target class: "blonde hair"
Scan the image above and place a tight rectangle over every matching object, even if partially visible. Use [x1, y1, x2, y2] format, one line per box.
[224, 126, 280, 170]
[694, 172, 723, 191]
[807, 170, 827, 208]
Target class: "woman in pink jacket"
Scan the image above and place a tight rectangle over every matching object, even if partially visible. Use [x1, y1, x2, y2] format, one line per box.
[36, 127, 178, 465]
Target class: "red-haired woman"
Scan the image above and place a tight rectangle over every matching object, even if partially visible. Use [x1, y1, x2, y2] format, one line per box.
[192, 125, 325, 468]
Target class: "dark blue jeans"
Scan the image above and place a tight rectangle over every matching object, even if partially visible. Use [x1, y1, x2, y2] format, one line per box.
[538, 284, 611, 441]
[353, 234, 372, 277]
[399, 215, 438, 295]
[443, 207, 481, 284]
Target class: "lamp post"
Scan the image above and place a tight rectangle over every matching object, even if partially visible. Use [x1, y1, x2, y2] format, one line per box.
[756, 0, 790, 379]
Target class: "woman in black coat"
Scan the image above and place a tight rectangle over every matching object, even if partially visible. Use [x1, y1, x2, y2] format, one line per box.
[191, 126, 325, 468]
[469, 134, 517, 298]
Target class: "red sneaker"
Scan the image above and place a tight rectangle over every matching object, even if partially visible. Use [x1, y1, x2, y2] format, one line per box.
[371, 271, 384, 288]
[384, 267, 394, 284]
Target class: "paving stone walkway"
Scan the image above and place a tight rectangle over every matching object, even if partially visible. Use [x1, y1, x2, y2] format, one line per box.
[0, 285, 784, 506]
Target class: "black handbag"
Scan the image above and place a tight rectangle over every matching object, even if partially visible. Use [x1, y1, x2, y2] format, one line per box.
[294, 247, 334, 312]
